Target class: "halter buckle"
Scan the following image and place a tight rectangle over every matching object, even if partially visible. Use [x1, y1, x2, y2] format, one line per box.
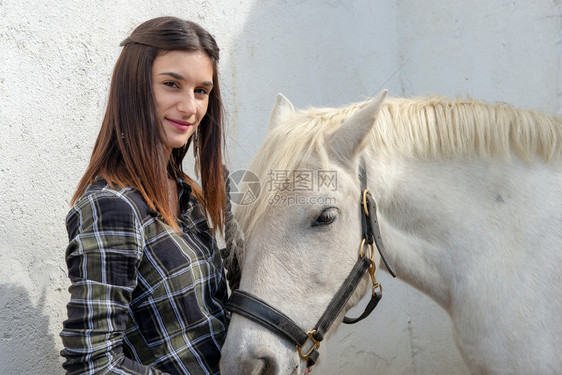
[297, 330, 320, 360]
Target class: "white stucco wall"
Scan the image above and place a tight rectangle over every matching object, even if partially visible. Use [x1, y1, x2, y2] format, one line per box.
[0, 1, 559, 374]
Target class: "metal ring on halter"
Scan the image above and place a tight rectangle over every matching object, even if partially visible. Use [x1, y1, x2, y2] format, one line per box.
[362, 189, 372, 217]
[359, 238, 375, 260]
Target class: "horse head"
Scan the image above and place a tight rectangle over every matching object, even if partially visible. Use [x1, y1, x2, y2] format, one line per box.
[220, 91, 387, 375]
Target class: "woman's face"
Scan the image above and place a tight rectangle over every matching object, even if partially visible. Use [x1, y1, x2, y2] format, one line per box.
[151, 50, 214, 150]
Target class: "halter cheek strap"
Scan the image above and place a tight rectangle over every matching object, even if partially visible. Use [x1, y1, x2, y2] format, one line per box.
[358, 159, 396, 278]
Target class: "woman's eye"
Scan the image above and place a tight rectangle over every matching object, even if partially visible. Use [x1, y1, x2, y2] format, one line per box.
[195, 88, 209, 96]
[164, 81, 179, 88]
[312, 207, 338, 227]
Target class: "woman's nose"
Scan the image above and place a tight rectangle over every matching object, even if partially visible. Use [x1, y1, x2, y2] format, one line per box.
[178, 92, 197, 116]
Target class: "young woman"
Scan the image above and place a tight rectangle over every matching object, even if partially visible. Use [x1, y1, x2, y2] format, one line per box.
[60, 17, 229, 374]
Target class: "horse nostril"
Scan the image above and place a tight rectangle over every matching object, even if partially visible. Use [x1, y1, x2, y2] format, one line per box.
[258, 355, 278, 375]
[235, 356, 278, 375]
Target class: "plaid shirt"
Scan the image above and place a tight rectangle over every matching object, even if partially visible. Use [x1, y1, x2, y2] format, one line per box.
[60, 178, 229, 375]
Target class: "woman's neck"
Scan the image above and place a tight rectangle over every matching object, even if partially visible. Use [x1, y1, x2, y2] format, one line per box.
[167, 177, 180, 217]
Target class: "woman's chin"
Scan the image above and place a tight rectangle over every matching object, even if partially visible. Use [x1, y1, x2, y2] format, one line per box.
[165, 139, 190, 150]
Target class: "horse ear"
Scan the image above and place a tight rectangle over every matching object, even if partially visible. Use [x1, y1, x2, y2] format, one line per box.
[268, 93, 295, 131]
[329, 90, 387, 163]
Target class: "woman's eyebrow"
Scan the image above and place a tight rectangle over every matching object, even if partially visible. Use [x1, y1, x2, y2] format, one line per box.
[158, 72, 214, 87]
[159, 72, 184, 80]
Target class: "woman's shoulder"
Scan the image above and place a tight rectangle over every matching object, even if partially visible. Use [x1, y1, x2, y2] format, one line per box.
[68, 178, 155, 224]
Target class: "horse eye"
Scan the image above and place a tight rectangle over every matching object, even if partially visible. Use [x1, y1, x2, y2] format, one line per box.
[312, 207, 339, 227]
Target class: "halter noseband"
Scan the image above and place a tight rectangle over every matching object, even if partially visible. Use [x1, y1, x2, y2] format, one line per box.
[226, 159, 396, 367]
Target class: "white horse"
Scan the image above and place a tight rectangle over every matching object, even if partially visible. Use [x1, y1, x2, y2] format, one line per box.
[220, 91, 562, 375]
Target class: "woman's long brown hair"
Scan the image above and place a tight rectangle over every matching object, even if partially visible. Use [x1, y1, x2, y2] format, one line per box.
[72, 17, 226, 233]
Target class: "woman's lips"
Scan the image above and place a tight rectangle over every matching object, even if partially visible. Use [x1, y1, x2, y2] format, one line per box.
[167, 118, 192, 131]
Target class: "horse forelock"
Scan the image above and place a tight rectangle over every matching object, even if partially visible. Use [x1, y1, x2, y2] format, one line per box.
[234, 95, 562, 256]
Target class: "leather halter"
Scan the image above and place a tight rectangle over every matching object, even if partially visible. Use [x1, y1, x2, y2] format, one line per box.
[226, 159, 396, 367]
